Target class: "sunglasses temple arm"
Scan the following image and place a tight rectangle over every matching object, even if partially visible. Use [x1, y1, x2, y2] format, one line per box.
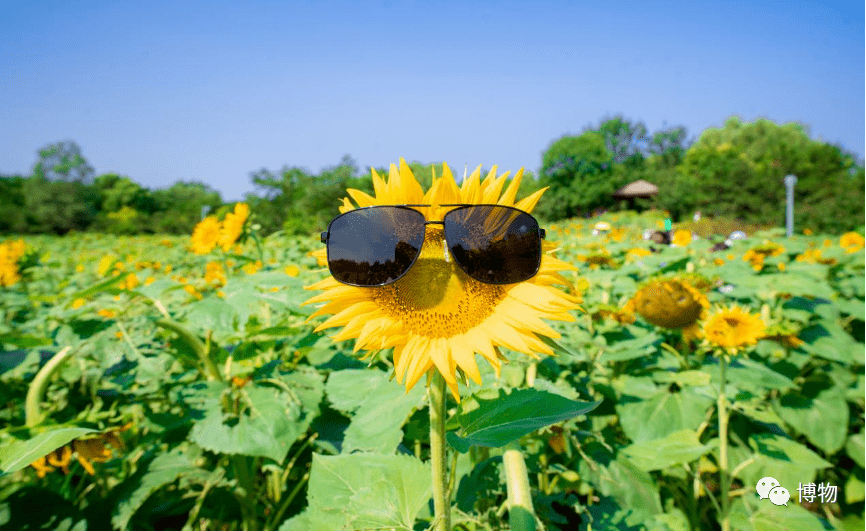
[320, 232, 328, 243]
[540, 228, 545, 239]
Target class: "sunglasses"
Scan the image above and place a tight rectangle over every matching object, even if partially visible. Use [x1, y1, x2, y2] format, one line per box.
[320, 204, 546, 287]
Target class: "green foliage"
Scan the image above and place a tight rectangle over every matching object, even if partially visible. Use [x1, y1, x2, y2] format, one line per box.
[538, 131, 620, 219]
[0, 220, 863, 529]
[673, 117, 864, 232]
[279, 453, 431, 531]
[446, 388, 600, 453]
[0, 426, 98, 475]
[33, 141, 95, 183]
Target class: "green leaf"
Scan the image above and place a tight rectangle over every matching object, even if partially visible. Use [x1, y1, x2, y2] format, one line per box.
[845, 475, 865, 504]
[749, 502, 828, 531]
[446, 388, 599, 453]
[183, 381, 309, 462]
[652, 370, 712, 387]
[0, 426, 98, 476]
[621, 429, 711, 471]
[775, 387, 848, 454]
[67, 274, 125, 299]
[729, 433, 832, 490]
[0, 333, 53, 349]
[659, 256, 690, 273]
[295, 453, 431, 531]
[185, 297, 238, 333]
[758, 273, 835, 299]
[834, 297, 865, 319]
[799, 323, 860, 364]
[325, 369, 426, 454]
[617, 389, 714, 443]
[846, 432, 865, 468]
[595, 456, 664, 525]
[600, 329, 662, 362]
[112, 447, 210, 531]
[708, 358, 795, 393]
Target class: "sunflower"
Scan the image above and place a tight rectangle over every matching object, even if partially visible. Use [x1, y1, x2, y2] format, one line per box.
[304, 159, 579, 400]
[204, 261, 227, 286]
[702, 305, 765, 355]
[219, 203, 250, 251]
[839, 232, 865, 253]
[191, 216, 222, 255]
[0, 239, 28, 286]
[624, 278, 709, 330]
[671, 229, 693, 247]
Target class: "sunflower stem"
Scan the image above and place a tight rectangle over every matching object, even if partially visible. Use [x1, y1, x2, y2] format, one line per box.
[25, 346, 73, 427]
[429, 372, 451, 531]
[503, 441, 536, 530]
[718, 355, 731, 531]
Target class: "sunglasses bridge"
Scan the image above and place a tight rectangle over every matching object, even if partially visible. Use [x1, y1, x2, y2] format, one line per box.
[320, 204, 546, 243]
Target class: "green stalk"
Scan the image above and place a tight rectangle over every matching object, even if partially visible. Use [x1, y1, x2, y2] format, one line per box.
[429, 371, 451, 531]
[155, 318, 222, 382]
[718, 356, 730, 531]
[231, 455, 259, 531]
[503, 441, 536, 531]
[25, 347, 73, 427]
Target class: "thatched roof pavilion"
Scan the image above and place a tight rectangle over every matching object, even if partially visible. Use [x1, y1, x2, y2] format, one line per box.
[613, 179, 659, 198]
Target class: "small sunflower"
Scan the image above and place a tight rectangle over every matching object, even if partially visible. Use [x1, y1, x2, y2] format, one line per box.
[671, 229, 693, 247]
[191, 216, 222, 255]
[839, 232, 865, 253]
[304, 159, 579, 400]
[624, 278, 709, 330]
[219, 203, 250, 251]
[0, 239, 28, 286]
[702, 305, 765, 355]
[795, 248, 837, 265]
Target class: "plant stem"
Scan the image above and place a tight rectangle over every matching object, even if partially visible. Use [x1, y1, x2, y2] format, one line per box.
[25, 346, 73, 427]
[428, 371, 451, 531]
[503, 441, 536, 531]
[231, 455, 259, 531]
[718, 356, 730, 531]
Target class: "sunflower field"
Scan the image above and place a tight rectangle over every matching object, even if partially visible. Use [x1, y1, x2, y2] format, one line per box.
[0, 163, 864, 531]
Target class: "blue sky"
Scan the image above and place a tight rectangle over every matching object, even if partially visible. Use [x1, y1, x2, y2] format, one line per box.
[1, 0, 863, 201]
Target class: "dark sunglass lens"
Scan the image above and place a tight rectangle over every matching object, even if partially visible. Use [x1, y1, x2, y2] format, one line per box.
[326, 207, 425, 286]
[444, 206, 541, 284]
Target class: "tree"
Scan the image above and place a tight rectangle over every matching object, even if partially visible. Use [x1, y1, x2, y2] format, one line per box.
[595, 116, 649, 166]
[0, 175, 28, 233]
[647, 126, 690, 168]
[672, 117, 864, 231]
[151, 181, 222, 233]
[539, 131, 622, 219]
[33, 141, 95, 183]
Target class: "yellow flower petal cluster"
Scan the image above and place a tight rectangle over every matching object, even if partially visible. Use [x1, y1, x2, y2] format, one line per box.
[795, 248, 837, 265]
[119, 273, 139, 290]
[204, 261, 227, 286]
[625, 247, 652, 262]
[190, 216, 222, 255]
[30, 424, 130, 477]
[742, 241, 785, 271]
[839, 232, 864, 253]
[304, 158, 580, 400]
[671, 229, 693, 247]
[702, 305, 766, 355]
[190, 204, 250, 254]
[219, 203, 250, 251]
[624, 278, 709, 329]
[0, 239, 28, 286]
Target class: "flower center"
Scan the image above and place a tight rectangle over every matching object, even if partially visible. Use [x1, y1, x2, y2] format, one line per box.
[371, 229, 504, 338]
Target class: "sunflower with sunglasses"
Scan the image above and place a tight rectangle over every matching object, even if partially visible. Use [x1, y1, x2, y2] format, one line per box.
[304, 158, 580, 400]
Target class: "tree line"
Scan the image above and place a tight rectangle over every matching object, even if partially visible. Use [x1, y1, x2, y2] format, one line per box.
[1, 116, 863, 236]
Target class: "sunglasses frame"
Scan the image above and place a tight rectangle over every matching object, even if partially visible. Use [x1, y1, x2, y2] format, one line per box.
[320, 204, 546, 287]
